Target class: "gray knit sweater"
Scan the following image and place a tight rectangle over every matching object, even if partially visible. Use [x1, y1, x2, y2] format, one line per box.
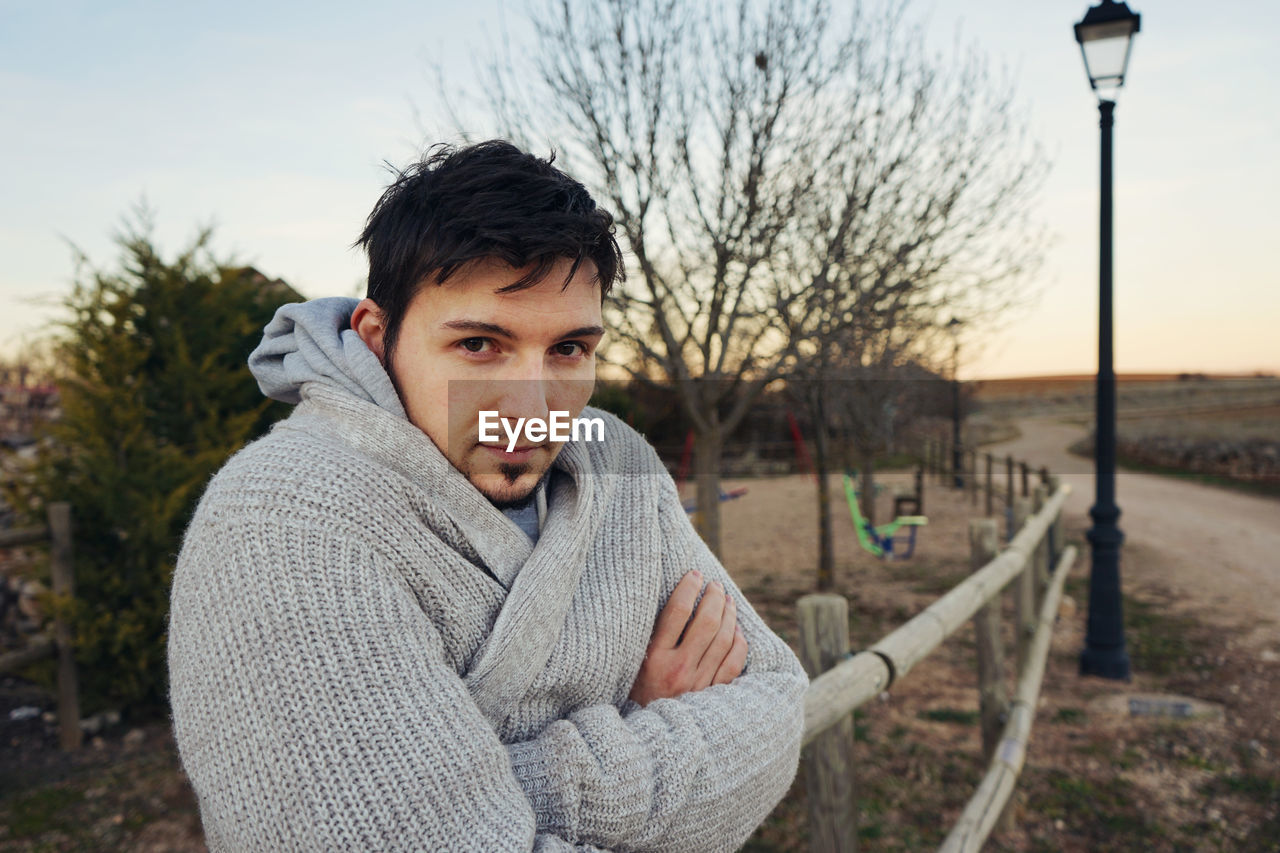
[167, 299, 806, 852]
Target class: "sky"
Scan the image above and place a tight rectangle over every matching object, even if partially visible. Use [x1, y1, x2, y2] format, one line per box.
[1, 0, 1277, 380]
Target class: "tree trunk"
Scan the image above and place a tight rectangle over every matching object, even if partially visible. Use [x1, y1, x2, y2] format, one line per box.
[692, 427, 725, 557]
[813, 413, 835, 591]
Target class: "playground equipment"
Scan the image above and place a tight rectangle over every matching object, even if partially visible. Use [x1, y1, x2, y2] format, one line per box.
[893, 466, 925, 518]
[676, 429, 750, 514]
[843, 473, 927, 559]
[674, 430, 696, 486]
[682, 486, 750, 515]
[785, 411, 816, 481]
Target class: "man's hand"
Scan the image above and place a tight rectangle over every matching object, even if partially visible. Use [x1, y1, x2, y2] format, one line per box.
[629, 571, 749, 707]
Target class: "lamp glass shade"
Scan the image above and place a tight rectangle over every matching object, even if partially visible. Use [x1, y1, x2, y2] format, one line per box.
[1079, 22, 1136, 88]
[1074, 2, 1140, 92]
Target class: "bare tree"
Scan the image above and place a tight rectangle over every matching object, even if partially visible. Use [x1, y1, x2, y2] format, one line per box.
[792, 295, 938, 588]
[438, 0, 1047, 556]
[763, 3, 1047, 584]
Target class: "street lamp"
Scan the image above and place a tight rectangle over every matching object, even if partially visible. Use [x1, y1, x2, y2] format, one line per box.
[1075, 0, 1139, 681]
[947, 317, 963, 490]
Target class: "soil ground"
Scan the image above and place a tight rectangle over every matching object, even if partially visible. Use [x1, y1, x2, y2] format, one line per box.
[2, 418, 1278, 850]
[737, 418, 1279, 851]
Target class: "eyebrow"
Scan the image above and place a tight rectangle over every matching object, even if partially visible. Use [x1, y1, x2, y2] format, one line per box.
[441, 319, 516, 338]
[441, 320, 605, 341]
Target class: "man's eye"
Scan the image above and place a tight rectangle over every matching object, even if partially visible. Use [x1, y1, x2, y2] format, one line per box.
[461, 338, 492, 353]
[554, 342, 587, 358]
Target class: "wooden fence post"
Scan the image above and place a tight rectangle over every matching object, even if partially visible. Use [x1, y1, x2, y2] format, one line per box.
[1011, 497, 1035, 679]
[970, 519, 1012, 835]
[1020, 462, 1030, 498]
[984, 453, 994, 518]
[967, 451, 978, 506]
[798, 594, 858, 853]
[48, 502, 81, 752]
[951, 439, 960, 490]
[969, 521, 1006, 759]
[915, 465, 925, 515]
[1031, 484, 1050, 598]
[1005, 456, 1015, 510]
[1046, 475, 1062, 564]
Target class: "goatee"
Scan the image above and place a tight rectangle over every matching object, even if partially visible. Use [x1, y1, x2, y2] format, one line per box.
[486, 465, 551, 510]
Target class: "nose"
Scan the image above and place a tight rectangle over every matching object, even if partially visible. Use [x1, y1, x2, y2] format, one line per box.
[492, 355, 551, 432]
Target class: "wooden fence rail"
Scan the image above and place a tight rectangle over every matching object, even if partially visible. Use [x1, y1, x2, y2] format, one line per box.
[799, 482, 1072, 850]
[0, 502, 80, 750]
[940, 544, 1079, 852]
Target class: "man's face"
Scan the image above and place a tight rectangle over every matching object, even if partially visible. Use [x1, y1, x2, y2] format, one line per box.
[353, 258, 603, 507]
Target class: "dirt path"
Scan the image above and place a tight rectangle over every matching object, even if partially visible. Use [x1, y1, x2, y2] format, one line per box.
[989, 418, 1280, 654]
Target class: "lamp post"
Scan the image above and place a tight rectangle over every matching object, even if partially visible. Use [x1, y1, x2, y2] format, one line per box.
[947, 317, 963, 489]
[1075, 0, 1139, 681]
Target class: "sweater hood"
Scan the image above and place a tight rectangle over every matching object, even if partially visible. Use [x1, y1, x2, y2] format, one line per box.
[248, 297, 406, 419]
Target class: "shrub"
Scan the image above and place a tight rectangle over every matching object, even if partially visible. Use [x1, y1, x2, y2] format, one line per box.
[25, 216, 299, 715]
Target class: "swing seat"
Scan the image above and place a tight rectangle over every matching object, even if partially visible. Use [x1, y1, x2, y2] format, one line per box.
[682, 487, 749, 514]
[844, 473, 927, 560]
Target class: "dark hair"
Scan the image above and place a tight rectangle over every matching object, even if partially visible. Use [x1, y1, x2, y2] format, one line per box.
[355, 140, 623, 362]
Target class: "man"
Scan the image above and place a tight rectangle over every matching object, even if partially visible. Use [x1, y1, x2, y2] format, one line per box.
[168, 140, 806, 852]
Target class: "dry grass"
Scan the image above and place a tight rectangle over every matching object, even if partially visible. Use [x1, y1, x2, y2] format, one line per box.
[1115, 404, 1280, 442]
[973, 375, 1280, 425]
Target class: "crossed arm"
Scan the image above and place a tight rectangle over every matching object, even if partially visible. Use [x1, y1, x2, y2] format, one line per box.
[629, 569, 749, 707]
[169, 493, 805, 852]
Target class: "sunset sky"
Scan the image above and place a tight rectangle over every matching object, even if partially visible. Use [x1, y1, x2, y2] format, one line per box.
[2, 0, 1276, 379]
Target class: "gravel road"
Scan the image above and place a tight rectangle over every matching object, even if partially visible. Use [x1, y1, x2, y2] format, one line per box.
[988, 419, 1280, 655]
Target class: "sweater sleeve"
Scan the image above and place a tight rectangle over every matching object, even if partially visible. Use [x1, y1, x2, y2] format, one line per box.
[168, 512, 607, 853]
[503, 473, 808, 852]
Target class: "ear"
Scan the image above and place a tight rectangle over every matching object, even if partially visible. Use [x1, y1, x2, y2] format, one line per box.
[351, 297, 387, 361]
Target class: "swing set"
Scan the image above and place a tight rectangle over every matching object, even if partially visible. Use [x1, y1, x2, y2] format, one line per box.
[676, 430, 750, 514]
[671, 422, 928, 560]
[843, 472, 928, 560]
[674, 415, 826, 513]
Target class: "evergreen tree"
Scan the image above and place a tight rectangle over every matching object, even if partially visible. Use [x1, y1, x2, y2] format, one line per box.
[33, 217, 299, 715]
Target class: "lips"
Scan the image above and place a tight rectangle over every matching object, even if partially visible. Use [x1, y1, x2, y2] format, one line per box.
[479, 443, 543, 457]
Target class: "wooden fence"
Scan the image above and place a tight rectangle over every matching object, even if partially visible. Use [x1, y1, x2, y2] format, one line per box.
[0, 502, 80, 750]
[923, 436, 1056, 541]
[798, 475, 1075, 851]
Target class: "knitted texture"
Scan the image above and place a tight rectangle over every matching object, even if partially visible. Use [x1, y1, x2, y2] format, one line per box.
[168, 381, 806, 852]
